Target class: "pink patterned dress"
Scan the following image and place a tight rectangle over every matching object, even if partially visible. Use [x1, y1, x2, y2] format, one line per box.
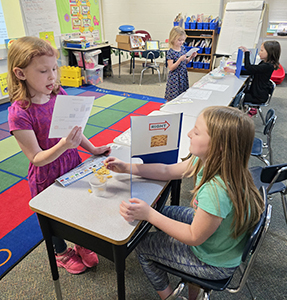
[8, 87, 81, 198]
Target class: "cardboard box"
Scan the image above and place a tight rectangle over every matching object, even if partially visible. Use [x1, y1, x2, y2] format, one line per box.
[116, 34, 140, 50]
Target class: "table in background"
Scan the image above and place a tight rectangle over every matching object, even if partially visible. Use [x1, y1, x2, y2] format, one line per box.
[111, 46, 168, 84]
[29, 144, 171, 300]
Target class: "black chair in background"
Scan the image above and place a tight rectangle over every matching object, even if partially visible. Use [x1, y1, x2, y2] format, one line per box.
[139, 50, 161, 85]
[251, 109, 277, 166]
[243, 79, 276, 125]
[250, 163, 287, 224]
[155, 187, 271, 300]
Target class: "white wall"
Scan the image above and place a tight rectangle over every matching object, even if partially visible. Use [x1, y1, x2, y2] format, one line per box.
[101, 0, 222, 64]
[101, 0, 287, 71]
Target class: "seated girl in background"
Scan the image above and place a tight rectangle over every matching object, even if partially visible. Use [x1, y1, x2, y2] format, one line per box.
[105, 106, 265, 300]
[164, 26, 197, 102]
[225, 41, 281, 116]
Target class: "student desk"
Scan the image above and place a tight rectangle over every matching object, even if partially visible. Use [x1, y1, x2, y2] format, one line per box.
[111, 46, 168, 84]
[29, 144, 171, 300]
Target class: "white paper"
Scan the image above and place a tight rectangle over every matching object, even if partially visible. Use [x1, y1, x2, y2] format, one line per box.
[186, 47, 200, 57]
[49, 95, 94, 138]
[201, 83, 229, 92]
[182, 88, 212, 101]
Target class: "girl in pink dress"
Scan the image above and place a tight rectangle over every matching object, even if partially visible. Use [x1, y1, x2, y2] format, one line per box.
[8, 36, 111, 274]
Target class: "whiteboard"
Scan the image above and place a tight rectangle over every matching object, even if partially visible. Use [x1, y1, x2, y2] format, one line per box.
[216, 1, 265, 56]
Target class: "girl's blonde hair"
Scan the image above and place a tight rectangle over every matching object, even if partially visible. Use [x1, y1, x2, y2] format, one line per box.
[168, 26, 186, 48]
[187, 106, 264, 239]
[7, 36, 61, 108]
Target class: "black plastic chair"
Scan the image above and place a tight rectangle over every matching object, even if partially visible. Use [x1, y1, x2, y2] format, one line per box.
[250, 163, 287, 224]
[244, 79, 276, 125]
[251, 109, 277, 165]
[139, 50, 161, 85]
[154, 187, 271, 300]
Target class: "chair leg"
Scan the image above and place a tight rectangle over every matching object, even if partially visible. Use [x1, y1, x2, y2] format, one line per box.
[281, 193, 287, 224]
[258, 108, 265, 125]
[156, 68, 161, 85]
[139, 68, 147, 85]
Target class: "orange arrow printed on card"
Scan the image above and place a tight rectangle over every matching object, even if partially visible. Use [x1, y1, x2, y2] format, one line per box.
[149, 121, 170, 131]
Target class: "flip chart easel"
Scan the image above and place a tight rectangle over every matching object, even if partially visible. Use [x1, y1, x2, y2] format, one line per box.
[215, 1, 266, 58]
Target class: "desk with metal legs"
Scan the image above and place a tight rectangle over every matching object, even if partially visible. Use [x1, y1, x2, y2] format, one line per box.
[29, 144, 172, 300]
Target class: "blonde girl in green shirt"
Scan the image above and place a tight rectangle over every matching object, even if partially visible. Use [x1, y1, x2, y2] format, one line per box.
[104, 106, 264, 300]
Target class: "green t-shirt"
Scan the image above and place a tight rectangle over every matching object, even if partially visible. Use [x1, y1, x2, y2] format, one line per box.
[191, 163, 248, 268]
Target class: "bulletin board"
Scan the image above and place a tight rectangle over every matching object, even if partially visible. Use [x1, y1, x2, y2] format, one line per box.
[216, 1, 266, 56]
[55, 0, 102, 42]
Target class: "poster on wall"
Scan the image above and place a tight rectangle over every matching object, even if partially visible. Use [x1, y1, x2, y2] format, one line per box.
[56, 0, 102, 43]
[20, 0, 61, 38]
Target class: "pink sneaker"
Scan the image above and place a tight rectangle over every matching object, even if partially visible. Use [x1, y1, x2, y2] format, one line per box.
[248, 108, 257, 117]
[74, 245, 99, 268]
[56, 248, 87, 274]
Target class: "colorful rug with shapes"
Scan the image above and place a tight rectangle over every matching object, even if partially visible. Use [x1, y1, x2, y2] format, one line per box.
[0, 85, 165, 279]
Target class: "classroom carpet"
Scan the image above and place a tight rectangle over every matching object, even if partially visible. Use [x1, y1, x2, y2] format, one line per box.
[0, 84, 165, 279]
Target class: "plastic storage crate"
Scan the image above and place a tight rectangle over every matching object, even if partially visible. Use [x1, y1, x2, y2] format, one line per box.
[84, 65, 104, 85]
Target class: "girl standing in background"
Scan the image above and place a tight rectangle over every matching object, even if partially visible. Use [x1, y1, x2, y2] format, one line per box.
[164, 26, 197, 102]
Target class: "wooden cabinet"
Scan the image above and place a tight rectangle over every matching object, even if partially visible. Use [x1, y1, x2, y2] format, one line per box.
[185, 29, 217, 73]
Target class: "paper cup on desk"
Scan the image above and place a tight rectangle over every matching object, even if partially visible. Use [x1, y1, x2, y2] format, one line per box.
[89, 175, 107, 197]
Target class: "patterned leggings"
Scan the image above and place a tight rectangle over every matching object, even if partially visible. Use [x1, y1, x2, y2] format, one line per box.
[135, 206, 237, 291]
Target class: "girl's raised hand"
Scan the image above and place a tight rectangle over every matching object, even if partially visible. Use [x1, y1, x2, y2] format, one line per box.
[63, 126, 83, 149]
[104, 156, 128, 173]
[119, 198, 151, 222]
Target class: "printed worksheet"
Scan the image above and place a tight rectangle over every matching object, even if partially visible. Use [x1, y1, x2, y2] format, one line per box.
[49, 95, 94, 138]
[182, 88, 212, 100]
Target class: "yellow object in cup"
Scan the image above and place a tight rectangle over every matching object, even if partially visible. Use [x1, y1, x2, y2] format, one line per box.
[89, 175, 107, 197]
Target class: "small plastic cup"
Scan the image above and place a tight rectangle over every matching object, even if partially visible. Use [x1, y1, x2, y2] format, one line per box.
[89, 175, 107, 197]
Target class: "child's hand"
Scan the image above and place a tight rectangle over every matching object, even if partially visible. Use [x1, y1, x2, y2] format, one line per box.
[104, 156, 128, 173]
[239, 46, 248, 52]
[64, 126, 83, 149]
[180, 54, 187, 62]
[93, 145, 111, 156]
[224, 66, 235, 74]
[119, 198, 151, 222]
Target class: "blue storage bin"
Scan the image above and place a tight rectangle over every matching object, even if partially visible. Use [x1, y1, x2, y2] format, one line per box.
[205, 47, 211, 54]
[198, 61, 204, 69]
[193, 62, 198, 69]
[204, 62, 210, 69]
[203, 22, 210, 29]
[185, 46, 192, 52]
[210, 21, 218, 30]
[217, 27, 221, 34]
[174, 21, 179, 26]
[197, 47, 203, 54]
[185, 17, 190, 29]
[197, 22, 203, 29]
[189, 22, 196, 29]
[186, 62, 192, 68]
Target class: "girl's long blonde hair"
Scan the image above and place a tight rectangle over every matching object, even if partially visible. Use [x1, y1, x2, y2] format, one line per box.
[7, 36, 61, 108]
[168, 26, 186, 48]
[186, 106, 264, 239]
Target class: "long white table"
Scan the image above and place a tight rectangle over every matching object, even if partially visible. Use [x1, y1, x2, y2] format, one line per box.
[29, 144, 171, 300]
[160, 72, 247, 117]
